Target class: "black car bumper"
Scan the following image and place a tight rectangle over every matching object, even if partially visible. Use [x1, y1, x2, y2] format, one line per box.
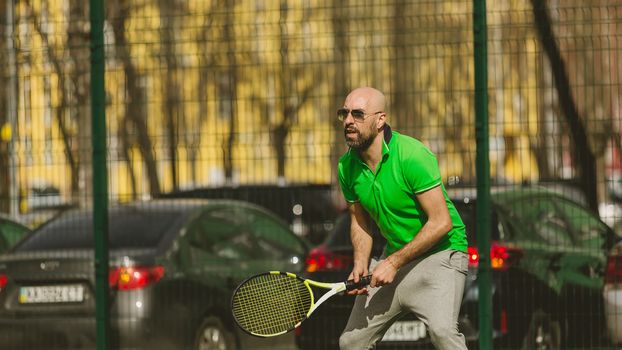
[0, 316, 172, 350]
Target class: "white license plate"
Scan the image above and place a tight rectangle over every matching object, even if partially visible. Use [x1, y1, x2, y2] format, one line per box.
[382, 320, 427, 341]
[19, 285, 85, 304]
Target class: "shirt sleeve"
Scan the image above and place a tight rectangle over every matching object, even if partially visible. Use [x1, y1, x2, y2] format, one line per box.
[403, 144, 442, 194]
[338, 159, 359, 202]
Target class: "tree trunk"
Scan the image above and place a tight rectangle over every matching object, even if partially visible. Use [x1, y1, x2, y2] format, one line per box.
[222, 0, 237, 182]
[109, 1, 161, 196]
[158, 0, 180, 191]
[68, 1, 92, 207]
[26, 1, 80, 202]
[330, 2, 349, 162]
[530, 0, 598, 212]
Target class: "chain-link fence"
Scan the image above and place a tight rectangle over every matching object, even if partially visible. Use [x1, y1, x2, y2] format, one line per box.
[0, 0, 621, 349]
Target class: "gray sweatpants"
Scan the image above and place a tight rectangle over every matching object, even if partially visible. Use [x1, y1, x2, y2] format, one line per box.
[339, 249, 469, 350]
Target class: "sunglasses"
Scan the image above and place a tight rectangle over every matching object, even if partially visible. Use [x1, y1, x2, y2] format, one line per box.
[337, 108, 383, 122]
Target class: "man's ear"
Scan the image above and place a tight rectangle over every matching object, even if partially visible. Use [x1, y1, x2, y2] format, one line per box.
[376, 112, 386, 130]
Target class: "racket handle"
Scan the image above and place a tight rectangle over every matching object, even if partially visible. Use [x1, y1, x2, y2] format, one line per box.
[345, 275, 372, 291]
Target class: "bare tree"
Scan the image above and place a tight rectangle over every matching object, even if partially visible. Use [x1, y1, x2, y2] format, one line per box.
[191, 6, 217, 185]
[25, 0, 80, 202]
[158, 0, 186, 191]
[530, 0, 597, 211]
[329, 1, 349, 183]
[391, 0, 410, 128]
[67, 1, 92, 206]
[271, 0, 315, 179]
[220, 0, 238, 182]
[108, 0, 161, 197]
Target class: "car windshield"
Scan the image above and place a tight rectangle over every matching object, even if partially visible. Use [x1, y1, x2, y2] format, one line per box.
[15, 207, 183, 251]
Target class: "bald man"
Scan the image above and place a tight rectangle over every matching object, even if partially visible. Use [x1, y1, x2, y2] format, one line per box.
[336, 87, 469, 349]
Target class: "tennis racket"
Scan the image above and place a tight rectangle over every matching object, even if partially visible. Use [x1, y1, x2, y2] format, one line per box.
[231, 271, 371, 337]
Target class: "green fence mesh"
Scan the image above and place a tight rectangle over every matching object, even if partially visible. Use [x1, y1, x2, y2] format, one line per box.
[0, 0, 620, 349]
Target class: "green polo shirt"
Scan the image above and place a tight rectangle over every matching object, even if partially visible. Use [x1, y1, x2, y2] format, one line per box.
[338, 128, 467, 256]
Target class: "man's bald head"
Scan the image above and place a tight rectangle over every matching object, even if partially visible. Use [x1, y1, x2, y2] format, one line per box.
[344, 87, 386, 113]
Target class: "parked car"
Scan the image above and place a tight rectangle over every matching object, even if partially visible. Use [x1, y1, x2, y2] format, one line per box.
[0, 213, 30, 253]
[0, 199, 308, 350]
[604, 240, 622, 345]
[296, 186, 615, 349]
[157, 183, 339, 245]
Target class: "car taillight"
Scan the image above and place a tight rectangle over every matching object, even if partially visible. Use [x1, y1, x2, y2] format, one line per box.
[0, 274, 7, 290]
[467, 246, 479, 267]
[467, 243, 521, 271]
[606, 255, 622, 284]
[305, 246, 351, 273]
[109, 266, 165, 291]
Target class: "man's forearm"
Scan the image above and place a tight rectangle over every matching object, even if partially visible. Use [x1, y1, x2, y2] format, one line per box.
[351, 225, 373, 268]
[387, 218, 451, 269]
[348, 203, 374, 269]
[386, 186, 454, 269]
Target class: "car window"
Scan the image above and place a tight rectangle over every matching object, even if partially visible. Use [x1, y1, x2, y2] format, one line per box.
[554, 199, 608, 249]
[187, 207, 256, 261]
[248, 209, 307, 258]
[510, 198, 574, 246]
[187, 204, 306, 262]
[213, 231, 257, 260]
[0, 220, 29, 250]
[15, 207, 181, 251]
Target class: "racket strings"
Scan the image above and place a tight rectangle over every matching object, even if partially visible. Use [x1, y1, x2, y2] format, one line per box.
[233, 275, 309, 334]
[234, 275, 308, 334]
[232, 273, 312, 336]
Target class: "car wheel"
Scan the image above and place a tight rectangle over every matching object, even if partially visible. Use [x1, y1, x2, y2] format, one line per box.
[521, 309, 562, 350]
[194, 316, 236, 350]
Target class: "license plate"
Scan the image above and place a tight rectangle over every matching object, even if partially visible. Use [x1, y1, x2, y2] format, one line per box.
[19, 285, 85, 304]
[382, 320, 427, 341]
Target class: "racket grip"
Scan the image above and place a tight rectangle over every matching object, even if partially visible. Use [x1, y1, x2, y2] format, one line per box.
[345, 275, 372, 291]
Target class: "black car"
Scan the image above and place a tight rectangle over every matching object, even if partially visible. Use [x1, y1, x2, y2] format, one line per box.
[0, 199, 308, 350]
[157, 183, 339, 245]
[296, 187, 615, 349]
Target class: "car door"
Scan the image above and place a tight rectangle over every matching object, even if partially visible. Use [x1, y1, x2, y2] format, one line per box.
[503, 196, 576, 293]
[552, 198, 610, 290]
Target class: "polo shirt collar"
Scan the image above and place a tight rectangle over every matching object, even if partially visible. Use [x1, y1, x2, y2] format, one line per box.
[382, 124, 392, 157]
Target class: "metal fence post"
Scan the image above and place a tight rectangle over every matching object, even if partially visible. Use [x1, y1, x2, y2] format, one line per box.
[473, 0, 492, 349]
[90, 0, 109, 349]
[5, 0, 19, 217]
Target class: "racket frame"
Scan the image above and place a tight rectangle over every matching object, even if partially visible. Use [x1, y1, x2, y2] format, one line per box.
[230, 271, 350, 337]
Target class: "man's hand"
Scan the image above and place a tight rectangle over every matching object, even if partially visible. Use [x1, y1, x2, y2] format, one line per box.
[370, 257, 398, 288]
[346, 264, 369, 295]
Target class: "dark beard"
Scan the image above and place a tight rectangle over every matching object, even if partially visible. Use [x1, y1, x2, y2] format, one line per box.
[345, 129, 375, 151]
